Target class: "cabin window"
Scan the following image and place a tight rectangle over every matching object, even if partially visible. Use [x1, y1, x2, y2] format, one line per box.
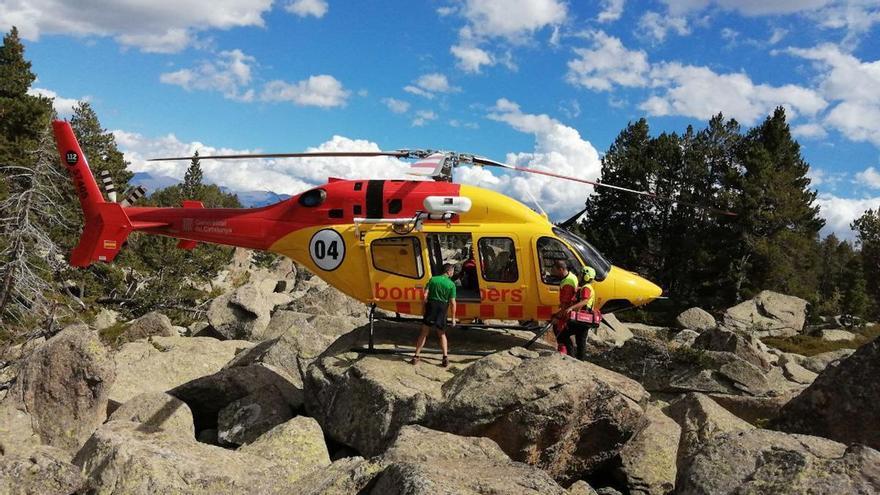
[426, 233, 480, 301]
[537, 236, 583, 285]
[298, 188, 326, 207]
[371, 237, 424, 279]
[553, 227, 611, 281]
[478, 237, 518, 283]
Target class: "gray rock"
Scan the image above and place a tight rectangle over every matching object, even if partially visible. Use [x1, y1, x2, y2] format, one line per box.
[239, 416, 330, 468]
[777, 354, 818, 384]
[73, 420, 324, 494]
[287, 456, 385, 495]
[708, 391, 802, 424]
[675, 308, 716, 332]
[818, 329, 857, 341]
[663, 393, 753, 467]
[722, 290, 808, 337]
[775, 338, 880, 449]
[170, 364, 301, 436]
[382, 425, 509, 464]
[117, 311, 175, 344]
[286, 281, 367, 319]
[800, 348, 854, 373]
[670, 329, 700, 348]
[94, 308, 120, 331]
[208, 282, 292, 341]
[218, 386, 294, 446]
[678, 429, 880, 494]
[568, 481, 599, 495]
[371, 459, 566, 495]
[108, 391, 194, 435]
[590, 314, 635, 347]
[431, 349, 649, 484]
[0, 445, 87, 495]
[109, 336, 252, 406]
[617, 405, 680, 495]
[692, 328, 772, 371]
[3, 325, 115, 454]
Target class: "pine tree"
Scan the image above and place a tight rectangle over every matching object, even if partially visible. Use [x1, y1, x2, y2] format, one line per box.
[182, 151, 203, 199]
[853, 209, 880, 317]
[733, 107, 823, 301]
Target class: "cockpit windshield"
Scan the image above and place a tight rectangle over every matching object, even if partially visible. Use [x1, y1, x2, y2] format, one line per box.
[553, 227, 611, 281]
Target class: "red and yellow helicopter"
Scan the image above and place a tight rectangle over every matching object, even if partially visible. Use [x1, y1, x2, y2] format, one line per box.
[53, 120, 732, 324]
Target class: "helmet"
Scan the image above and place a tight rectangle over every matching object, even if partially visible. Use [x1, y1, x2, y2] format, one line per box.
[581, 266, 596, 282]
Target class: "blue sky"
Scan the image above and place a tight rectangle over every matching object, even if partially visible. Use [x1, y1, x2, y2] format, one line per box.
[5, 0, 880, 238]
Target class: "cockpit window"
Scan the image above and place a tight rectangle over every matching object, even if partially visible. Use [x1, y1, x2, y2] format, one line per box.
[553, 227, 611, 281]
[298, 188, 326, 207]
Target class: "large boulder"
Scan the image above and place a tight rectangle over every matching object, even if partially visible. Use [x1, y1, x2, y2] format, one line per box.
[3, 325, 115, 454]
[169, 364, 300, 437]
[774, 338, 880, 449]
[675, 308, 716, 332]
[800, 348, 854, 373]
[381, 425, 509, 463]
[208, 282, 293, 341]
[73, 419, 326, 494]
[109, 336, 252, 406]
[590, 314, 635, 348]
[116, 311, 175, 344]
[238, 416, 330, 468]
[663, 393, 753, 467]
[692, 328, 772, 371]
[777, 353, 818, 385]
[287, 277, 367, 319]
[678, 429, 880, 494]
[431, 348, 649, 484]
[818, 329, 857, 342]
[0, 445, 87, 495]
[287, 457, 385, 495]
[108, 391, 195, 435]
[722, 290, 808, 337]
[616, 405, 680, 495]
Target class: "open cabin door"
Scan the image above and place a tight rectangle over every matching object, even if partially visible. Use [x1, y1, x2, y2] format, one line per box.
[532, 234, 585, 307]
[472, 233, 525, 320]
[364, 230, 428, 315]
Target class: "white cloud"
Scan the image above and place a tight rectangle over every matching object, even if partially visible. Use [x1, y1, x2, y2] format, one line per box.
[160, 49, 256, 101]
[638, 11, 690, 42]
[26, 87, 83, 117]
[641, 62, 828, 125]
[856, 167, 880, 189]
[382, 97, 411, 114]
[662, 0, 829, 16]
[787, 44, 880, 145]
[792, 123, 829, 139]
[260, 75, 350, 108]
[463, 98, 602, 218]
[114, 130, 416, 194]
[598, 0, 625, 23]
[566, 31, 649, 91]
[285, 0, 328, 18]
[768, 27, 788, 44]
[0, 0, 273, 52]
[411, 110, 438, 127]
[404, 73, 459, 98]
[815, 193, 880, 240]
[459, 0, 567, 42]
[451, 45, 494, 73]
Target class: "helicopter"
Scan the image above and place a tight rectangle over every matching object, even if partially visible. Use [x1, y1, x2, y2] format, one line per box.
[53, 120, 734, 325]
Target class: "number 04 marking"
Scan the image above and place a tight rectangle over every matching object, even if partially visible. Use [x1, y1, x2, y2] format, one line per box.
[309, 229, 345, 271]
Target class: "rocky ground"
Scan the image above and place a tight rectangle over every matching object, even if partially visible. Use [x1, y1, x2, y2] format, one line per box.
[0, 250, 878, 494]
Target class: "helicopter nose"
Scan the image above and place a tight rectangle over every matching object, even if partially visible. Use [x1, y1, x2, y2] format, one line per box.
[603, 265, 663, 307]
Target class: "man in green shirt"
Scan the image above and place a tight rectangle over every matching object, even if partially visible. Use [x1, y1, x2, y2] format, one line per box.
[411, 263, 458, 367]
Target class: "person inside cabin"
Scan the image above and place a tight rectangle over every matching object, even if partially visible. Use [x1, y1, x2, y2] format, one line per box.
[411, 263, 458, 367]
[460, 249, 479, 292]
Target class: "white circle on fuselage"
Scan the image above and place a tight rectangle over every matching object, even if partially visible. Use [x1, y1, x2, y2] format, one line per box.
[309, 229, 345, 271]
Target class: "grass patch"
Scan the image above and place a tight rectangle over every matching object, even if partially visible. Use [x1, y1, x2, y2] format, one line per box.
[762, 324, 879, 356]
[98, 322, 129, 346]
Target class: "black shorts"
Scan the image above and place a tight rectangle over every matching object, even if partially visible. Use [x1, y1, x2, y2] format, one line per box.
[422, 300, 449, 330]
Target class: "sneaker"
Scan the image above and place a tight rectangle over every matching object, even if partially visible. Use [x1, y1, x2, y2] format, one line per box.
[441, 355, 449, 368]
[410, 356, 420, 365]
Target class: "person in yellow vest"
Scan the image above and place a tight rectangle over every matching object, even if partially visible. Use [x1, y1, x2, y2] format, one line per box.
[552, 261, 597, 360]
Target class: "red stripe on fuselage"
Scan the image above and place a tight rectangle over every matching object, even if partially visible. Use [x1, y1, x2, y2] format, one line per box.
[124, 179, 461, 249]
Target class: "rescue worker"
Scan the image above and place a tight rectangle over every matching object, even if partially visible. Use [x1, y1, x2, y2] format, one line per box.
[411, 263, 458, 367]
[551, 261, 597, 360]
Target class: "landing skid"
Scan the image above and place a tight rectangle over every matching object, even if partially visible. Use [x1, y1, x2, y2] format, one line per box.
[351, 304, 553, 357]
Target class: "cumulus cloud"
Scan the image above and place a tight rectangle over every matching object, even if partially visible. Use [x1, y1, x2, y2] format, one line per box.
[641, 62, 828, 125]
[598, 0, 625, 23]
[856, 167, 880, 189]
[285, 0, 328, 18]
[815, 193, 880, 240]
[661, 0, 830, 16]
[160, 50, 256, 101]
[638, 11, 690, 42]
[0, 0, 274, 52]
[787, 43, 880, 145]
[566, 31, 650, 91]
[260, 75, 350, 108]
[458, 0, 567, 42]
[451, 44, 494, 73]
[27, 87, 83, 117]
[411, 110, 438, 127]
[792, 123, 829, 139]
[114, 130, 416, 194]
[381, 97, 411, 114]
[404, 73, 459, 99]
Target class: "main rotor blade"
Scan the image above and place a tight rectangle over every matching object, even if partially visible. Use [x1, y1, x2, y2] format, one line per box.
[148, 151, 411, 162]
[472, 157, 736, 217]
